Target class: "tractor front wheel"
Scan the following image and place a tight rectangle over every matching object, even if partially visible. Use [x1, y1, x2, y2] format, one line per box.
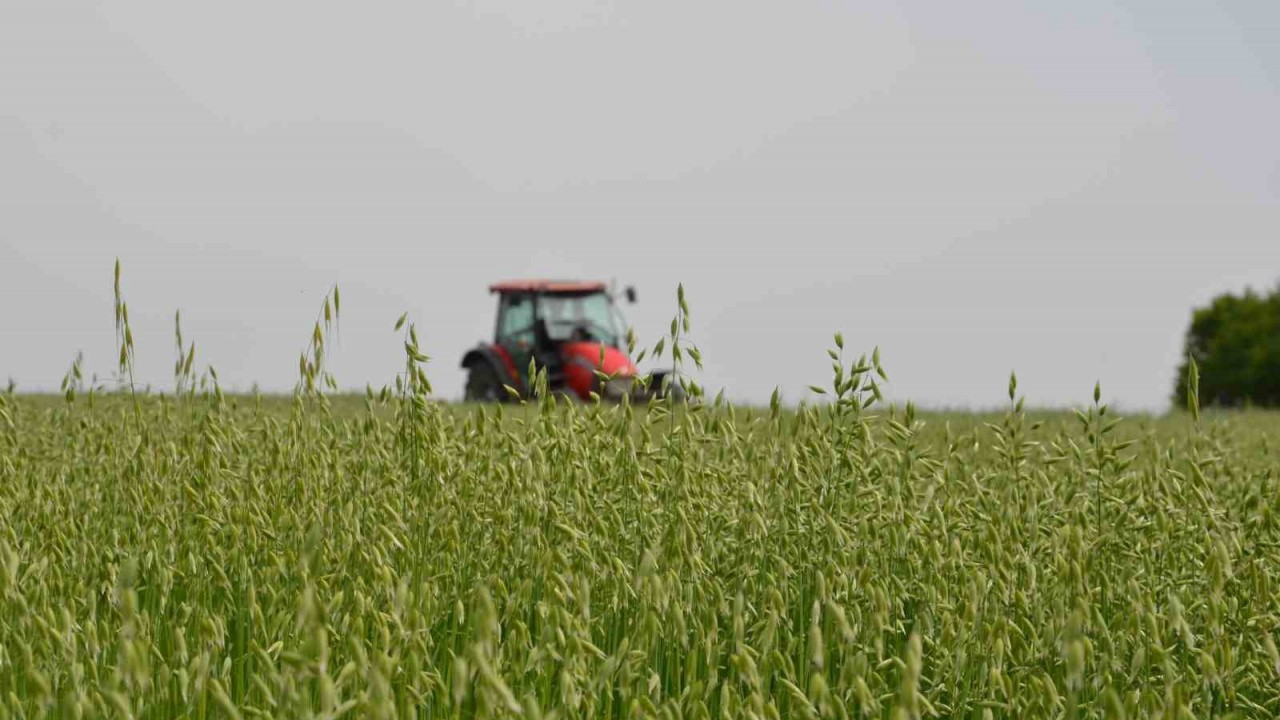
[464, 362, 506, 403]
[659, 376, 688, 403]
[636, 372, 687, 404]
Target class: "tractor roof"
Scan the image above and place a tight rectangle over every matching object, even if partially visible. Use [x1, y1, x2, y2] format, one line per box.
[488, 280, 607, 294]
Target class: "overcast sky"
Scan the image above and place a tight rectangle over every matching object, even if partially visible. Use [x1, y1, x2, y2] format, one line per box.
[2, 1, 1277, 411]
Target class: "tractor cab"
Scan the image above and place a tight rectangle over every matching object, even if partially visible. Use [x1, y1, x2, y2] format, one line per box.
[461, 280, 672, 403]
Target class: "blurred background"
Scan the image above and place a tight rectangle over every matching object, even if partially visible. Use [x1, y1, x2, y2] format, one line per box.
[2, 0, 1277, 411]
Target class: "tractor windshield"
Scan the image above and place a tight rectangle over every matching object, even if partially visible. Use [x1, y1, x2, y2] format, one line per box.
[538, 291, 625, 348]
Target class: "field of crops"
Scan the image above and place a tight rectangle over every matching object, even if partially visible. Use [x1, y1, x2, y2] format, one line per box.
[2, 300, 1280, 718]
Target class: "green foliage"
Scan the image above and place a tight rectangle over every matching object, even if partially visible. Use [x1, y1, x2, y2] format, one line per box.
[1173, 284, 1280, 408]
[4, 390, 1280, 718]
[3, 273, 1280, 717]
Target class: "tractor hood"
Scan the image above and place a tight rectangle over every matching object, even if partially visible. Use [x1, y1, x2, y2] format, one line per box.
[561, 342, 637, 401]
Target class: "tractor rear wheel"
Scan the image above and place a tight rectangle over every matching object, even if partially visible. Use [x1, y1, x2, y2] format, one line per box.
[464, 362, 505, 403]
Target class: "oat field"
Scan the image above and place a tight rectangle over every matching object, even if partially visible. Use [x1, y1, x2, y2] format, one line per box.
[1, 279, 1278, 719]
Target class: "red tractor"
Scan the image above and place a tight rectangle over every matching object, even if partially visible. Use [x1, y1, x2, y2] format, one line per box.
[460, 280, 679, 403]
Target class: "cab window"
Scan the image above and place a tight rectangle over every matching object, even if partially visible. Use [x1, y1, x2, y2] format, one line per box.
[497, 294, 535, 344]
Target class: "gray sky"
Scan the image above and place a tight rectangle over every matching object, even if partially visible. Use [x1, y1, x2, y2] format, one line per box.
[2, 1, 1277, 411]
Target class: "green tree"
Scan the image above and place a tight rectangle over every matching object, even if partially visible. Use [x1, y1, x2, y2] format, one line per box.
[1173, 284, 1280, 408]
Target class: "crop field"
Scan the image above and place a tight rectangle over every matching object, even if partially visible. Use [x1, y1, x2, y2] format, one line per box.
[1, 287, 1279, 718]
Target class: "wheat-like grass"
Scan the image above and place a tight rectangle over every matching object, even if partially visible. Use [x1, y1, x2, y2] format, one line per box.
[1, 268, 1278, 718]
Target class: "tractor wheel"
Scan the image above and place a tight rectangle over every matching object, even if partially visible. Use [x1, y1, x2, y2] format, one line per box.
[464, 362, 505, 403]
[662, 378, 688, 404]
[645, 372, 687, 403]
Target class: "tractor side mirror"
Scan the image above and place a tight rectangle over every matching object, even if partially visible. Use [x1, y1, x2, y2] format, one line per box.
[624, 286, 637, 304]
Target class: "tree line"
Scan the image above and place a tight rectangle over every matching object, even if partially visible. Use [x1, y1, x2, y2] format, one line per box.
[1173, 283, 1280, 409]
